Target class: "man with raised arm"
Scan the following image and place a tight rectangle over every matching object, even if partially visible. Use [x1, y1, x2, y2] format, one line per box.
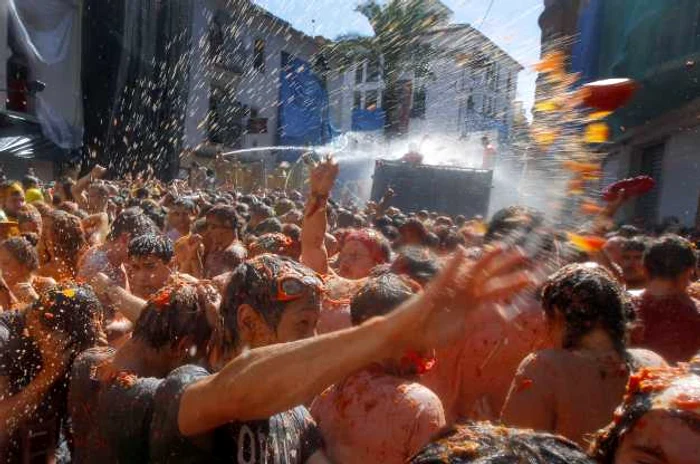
[146, 162, 531, 462]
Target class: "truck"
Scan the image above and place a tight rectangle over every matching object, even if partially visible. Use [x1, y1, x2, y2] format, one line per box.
[370, 159, 493, 218]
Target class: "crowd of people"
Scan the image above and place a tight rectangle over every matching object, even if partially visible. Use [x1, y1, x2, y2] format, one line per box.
[0, 157, 698, 463]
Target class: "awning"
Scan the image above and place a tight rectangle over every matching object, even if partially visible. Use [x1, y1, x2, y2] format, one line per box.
[0, 111, 66, 161]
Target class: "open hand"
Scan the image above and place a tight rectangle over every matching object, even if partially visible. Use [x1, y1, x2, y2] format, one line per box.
[390, 246, 532, 352]
[309, 156, 339, 197]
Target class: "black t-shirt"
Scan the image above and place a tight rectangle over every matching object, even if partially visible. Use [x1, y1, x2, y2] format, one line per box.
[69, 347, 163, 463]
[149, 364, 323, 463]
[0, 311, 66, 463]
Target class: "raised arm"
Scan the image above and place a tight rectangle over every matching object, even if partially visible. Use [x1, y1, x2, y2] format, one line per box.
[90, 273, 147, 323]
[71, 165, 107, 207]
[301, 158, 338, 275]
[178, 246, 532, 436]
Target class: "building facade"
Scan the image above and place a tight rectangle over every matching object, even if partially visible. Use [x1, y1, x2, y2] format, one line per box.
[328, 16, 522, 145]
[538, 0, 700, 228]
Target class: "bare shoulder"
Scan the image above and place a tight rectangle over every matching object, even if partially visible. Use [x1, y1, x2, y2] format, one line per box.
[627, 348, 668, 368]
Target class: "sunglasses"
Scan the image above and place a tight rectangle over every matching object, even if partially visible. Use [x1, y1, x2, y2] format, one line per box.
[274, 275, 324, 302]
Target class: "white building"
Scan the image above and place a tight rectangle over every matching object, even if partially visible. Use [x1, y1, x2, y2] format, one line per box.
[328, 16, 522, 146]
[185, 0, 322, 154]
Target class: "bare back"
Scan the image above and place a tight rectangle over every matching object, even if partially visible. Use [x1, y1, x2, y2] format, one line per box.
[501, 347, 666, 447]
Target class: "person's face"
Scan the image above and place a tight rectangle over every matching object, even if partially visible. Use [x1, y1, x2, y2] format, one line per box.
[401, 228, 423, 246]
[621, 250, 646, 285]
[272, 293, 321, 344]
[126, 255, 172, 299]
[87, 187, 108, 213]
[0, 247, 29, 283]
[204, 216, 236, 251]
[337, 240, 377, 280]
[167, 206, 192, 234]
[614, 410, 700, 464]
[19, 214, 41, 235]
[4, 191, 25, 216]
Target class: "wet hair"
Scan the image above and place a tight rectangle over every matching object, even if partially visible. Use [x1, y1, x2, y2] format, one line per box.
[391, 246, 441, 286]
[47, 210, 87, 269]
[140, 200, 167, 230]
[485, 206, 544, 244]
[409, 422, 594, 464]
[617, 224, 641, 238]
[541, 263, 629, 356]
[248, 233, 293, 258]
[644, 234, 697, 280]
[206, 205, 241, 233]
[128, 234, 174, 263]
[282, 223, 301, 242]
[250, 203, 274, 219]
[0, 236, 39, 271]
[455, 215, 466, 227]
[399, 218, 429, 244]
[16, 204, 42, 227]
[435, 226, 465, 251]
[171, 197, 196, 214]
[343, 228, 392, 264]
[351, 273, 416, 325]
[253, 218, 283, 236]
[590, 366, 700, 464]
[22, 175, 40, 191]
[132, 283, 213, 352]
[89, 182, 109, 197]
[274, 198, 295, 216]
[379, 225, 399, 241]
[33, 283, 103, 354]
[57, 176, 76, 202]
[221, 254, 322, 348]
[108, 208, 159, 241]
[621, 236, 648, 253]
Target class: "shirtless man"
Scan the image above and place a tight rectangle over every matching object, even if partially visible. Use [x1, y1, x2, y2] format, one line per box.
[125, 234, 177, 299]
[175, 205, 247, 279]
[501, 263, 666, 446]
[301, 159, 392, 333]
[619, 237, 648, 291]
[632, 234, 700, 364]
[148, 247, 530, 462]
[165, 197, 196, 242]
[422, 206, 550, 423]
[311, 273, 445, 463]
[78, 208, 159, 288]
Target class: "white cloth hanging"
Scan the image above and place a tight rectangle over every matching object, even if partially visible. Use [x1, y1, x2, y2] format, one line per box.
[8, 0, 83, 149]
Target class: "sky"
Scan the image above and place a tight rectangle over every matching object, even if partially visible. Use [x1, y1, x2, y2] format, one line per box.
[253, 0, 544, 118]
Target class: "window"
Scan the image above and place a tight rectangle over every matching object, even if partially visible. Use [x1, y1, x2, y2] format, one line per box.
[355, 63, 364, 84]
[506, 73, 513, 95]
[365, 90, 379, 110]
[411, 87, 427, 118]
[467, 95, 474, 110]
[353, 91, 362, 110]
[366, 57, 380, 82]
[253, 39, 265, 72]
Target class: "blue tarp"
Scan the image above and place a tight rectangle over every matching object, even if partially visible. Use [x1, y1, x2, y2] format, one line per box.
[571, 0, 603, 83]
[351, 108, 386, 131]
[278, 53, 334, 147]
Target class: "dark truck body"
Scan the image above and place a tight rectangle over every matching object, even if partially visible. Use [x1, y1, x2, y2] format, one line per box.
[371, 159, 493, 217]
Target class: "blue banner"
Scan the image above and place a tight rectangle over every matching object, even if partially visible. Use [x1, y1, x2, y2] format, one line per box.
[351, 108, 386, 132]
[278, 53, 334, 146]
